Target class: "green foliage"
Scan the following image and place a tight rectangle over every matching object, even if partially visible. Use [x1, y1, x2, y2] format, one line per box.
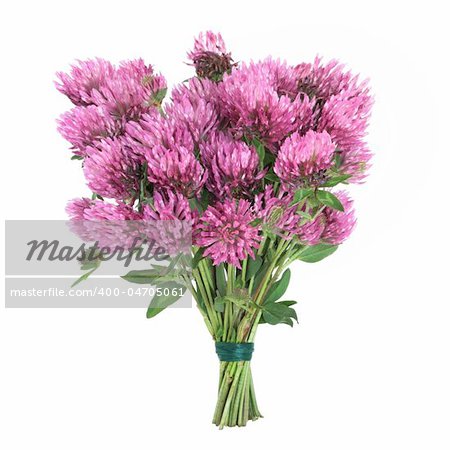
[316, 190, 344, 211]
[264, 171, 280, 183]
[80, 259, 100, 271]
[298, 244, 338, 263]
[71, 267, 97, 288]
[150, 87, 167, 106]
[189, 189, 211, 213]
[245, 255, 263, 282]
[252, 138, 266, 170]
[214, 288, 252, 313]
[215, 263, 227, 297]
[264, 269, 291, 304]
[250, 218, 263, 227]
[334, 151, 343, 169]
[121, 265, 181, 284]
[252, 259, 272, 292]
[258, 269, 297, 326]
[263, 151, 276, 166]
[146, 282, 186, 318]
[214, 296, 225, 313]
[71, 247, 102, 287]
[321, 174, 351, 187]
[121, 269, 162, 284]
[290, 188, 313, 206]
[91, 192, 104, 200]
[260, 300, 298, 326]
[192, 247, 205, 269]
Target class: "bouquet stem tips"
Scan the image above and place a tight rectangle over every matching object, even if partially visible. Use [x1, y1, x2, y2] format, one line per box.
[213, 361, 262, 428]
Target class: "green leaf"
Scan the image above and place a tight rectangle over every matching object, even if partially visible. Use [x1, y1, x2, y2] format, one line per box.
[71, 154, 83, 161]
[167, 253, 183, 273]
[215, 263, 227, 297]
[298, 244, 338, 263]
[122, 269, 160, 284]
[278, 301, 298, 322]
[334, 151, 343, 169]
[189, 189, 210, 214]
[91, 192, 104, 201]
[215, 289, 252, 313]
[138, 161, 149, 206]
[264, 151, 276, 166]
[121, 269, 164, 284]
[252, 259, 272, 294]
[264, 172, 280, 183]
[290, 189, 313, 206]
[246, 255, 263, 281]
[264, 269, 291, 304]
[150, 87, 167, 106]
[259, 315, 294, 326]
[278, 300, 297, 307]
[297, 209, 313, 221]
[316, 190, 344, 211]
[262, 302, 297, 326]
[281, 318, 294, 327]
[252, 139, 266, 169]
[250, 218, 262, 227]
[80, 260, 99, 271]
[78, 246, 101, 271]
[146, 282, 186, 318]
[307, 194, 320, 208]
[192, 247, 205, 269]
[321, 174, 351, 187]
[214, 296, 225, 313]
[71, 267, 97, 288]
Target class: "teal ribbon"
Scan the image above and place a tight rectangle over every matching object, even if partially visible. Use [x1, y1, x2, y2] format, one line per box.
[215, 342, 254, 362]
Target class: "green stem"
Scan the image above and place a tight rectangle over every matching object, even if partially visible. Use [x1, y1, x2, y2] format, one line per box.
[194, 268, 220, 336]
[219, 362, 244, 428]
[241, 257, 248, 285]
[199, 259, 215, 292]
[198, 260, 223, 330]
[212, 360, 261, 428]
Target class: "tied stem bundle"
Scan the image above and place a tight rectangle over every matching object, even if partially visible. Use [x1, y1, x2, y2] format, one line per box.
[189, 238, 299, 427]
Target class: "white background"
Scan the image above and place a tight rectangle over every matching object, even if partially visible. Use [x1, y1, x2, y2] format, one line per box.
[1, 1, 449, 448]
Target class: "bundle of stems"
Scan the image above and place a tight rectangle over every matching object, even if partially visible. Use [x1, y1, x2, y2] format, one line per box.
[183, 236, 302, 428]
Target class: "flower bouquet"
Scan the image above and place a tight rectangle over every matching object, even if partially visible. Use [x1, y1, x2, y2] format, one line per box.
[56, 31, 372, 428]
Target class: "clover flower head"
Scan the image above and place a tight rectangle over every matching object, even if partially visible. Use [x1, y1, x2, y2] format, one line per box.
[253, 186, 301, 237]
[320, 191, 356, 244]
[66, 198, 140, 220]
[171, 77, 218, 105]
[295, 57, 364, 101]
[142, 190, 194, 255]
[57, 105, 120, 156]
[294, 57, 373, 182]
[166, 88, 218, 144]
[143, 190, 193, 222]
[317, 90, 373, 182]
[195, 199, 261, 268]
[126, 112, 194, 152]
[92, 59, 167, 120]
[200, 132, 265, 199]
[274, 130, 335, 187]
[145, 145, 206, 198]
[187, 31, 234, 81]
[83, 137, 142, 201]
[55, 58, 114, 106]
[218, 61, 309, 146]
